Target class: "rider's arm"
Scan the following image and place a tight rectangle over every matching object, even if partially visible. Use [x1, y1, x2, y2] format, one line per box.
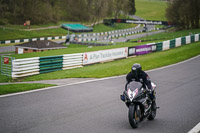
[126, 72, 132, 83]
[143, 73, 152, 90]
[125, 72, 133, 91]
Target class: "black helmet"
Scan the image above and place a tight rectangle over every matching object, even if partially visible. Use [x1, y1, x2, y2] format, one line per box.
[131, 63, 142, 77]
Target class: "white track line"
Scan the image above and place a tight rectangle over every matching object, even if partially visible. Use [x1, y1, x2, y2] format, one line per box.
[0, 55, 199, 98]
[188, 122, 200, 133]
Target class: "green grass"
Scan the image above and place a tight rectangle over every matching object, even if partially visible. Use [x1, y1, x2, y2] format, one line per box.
[135, 0, 167, 21]
[11, 41, 200, 82]
[0, 23, 137, 41]
[0, 51, 15, 55]
[130, 28, 200, 42]
[9, 43, 142, 59]
[93, 23, 137, 33]
[0, 28, 68, 41]
[0, 83, 56, 95]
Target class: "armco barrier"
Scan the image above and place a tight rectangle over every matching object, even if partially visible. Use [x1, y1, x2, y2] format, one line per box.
[12, 54, 83, 78]
[175, 37, 181, 47]
[39, 55, 63, 74]
[181, 37, 186, 45]
[156, 42, 163, 51]
[155, 34, 200, 52]
[162, 40, 170, 51]
[62, 53, 83, 70]
[12, 57, 40, 78]
[9, 33, 200, 78]
[170, 39, 175, 49]
[0, 36, 66, 45]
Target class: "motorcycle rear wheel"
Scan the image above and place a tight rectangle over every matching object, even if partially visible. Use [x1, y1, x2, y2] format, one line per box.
[128, 105, 140, 128]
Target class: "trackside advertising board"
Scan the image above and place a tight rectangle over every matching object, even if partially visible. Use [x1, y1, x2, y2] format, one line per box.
[128, 44, 154, 56]
[83, 48, 128, 65]
[103, 19, 170, 26]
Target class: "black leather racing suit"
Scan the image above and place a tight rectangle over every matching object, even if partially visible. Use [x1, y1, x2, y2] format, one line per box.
[126, 70, 152, 91]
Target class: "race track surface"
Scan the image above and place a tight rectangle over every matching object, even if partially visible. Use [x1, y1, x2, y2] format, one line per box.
[0, 56, 200, 133]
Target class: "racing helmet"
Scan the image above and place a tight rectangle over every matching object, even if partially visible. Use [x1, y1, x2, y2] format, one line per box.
[131, 63, 142, 77]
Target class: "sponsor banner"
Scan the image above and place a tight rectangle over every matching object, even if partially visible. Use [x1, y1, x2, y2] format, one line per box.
[128, 47, 136, 56]
[151, 44, 157, 52]
[103, 19, 170, 25]
[135, 45, 152, 55]
[18, 48, 24, 54]
[83, 48, 128, 65]
[4, 57, 9, 64]
[126, 20, 163, 25]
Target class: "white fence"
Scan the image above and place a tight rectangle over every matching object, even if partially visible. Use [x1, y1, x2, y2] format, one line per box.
[62, 53, 83, 70]
[12, 57, 40, 78]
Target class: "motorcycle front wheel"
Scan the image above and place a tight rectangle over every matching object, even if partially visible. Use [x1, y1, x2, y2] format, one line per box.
[148, 101, 157, 120]
[128, 105, 140, 128]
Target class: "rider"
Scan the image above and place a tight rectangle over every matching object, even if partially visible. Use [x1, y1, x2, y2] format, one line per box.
[125, 63, 155, 101]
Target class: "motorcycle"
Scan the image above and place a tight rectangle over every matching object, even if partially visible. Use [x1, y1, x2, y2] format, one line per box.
[120, 81, 158, 128]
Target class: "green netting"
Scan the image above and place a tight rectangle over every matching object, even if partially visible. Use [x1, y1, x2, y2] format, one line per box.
[61, 24, 93, 32]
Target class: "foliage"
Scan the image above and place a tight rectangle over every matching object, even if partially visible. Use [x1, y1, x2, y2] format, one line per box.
[128, 0, 136, 15]
[166, 0, 200, 29]
[0, 0, 136, 25]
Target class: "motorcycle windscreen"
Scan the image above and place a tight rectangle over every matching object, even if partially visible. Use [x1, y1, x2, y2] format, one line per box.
[127, 81, 143, 91]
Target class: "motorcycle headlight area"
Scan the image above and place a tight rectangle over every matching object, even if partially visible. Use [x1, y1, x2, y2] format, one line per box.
[127, 88, 139, 101]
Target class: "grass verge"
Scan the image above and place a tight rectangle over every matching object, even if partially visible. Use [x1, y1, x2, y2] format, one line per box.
[0, 83, 56, 95]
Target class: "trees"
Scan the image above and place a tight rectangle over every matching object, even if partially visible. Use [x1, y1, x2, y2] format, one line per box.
[128, 0, 136, 15]
[0, 0, 136, 25]
[166, 0, 200, 29]
[0, 0, 63, 24]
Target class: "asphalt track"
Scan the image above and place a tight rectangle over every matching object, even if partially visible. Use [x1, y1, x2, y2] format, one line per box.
[0, 56, 200, 133]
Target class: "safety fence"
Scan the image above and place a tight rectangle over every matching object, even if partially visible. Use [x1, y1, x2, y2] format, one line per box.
[76, 26, 158, 42]
[2, 33, 199, 78]
[0, 25, 142, 44]
[70, 41, 110, 46]
[77, 24, 141, 38]
[0, 36, 66, 44]
[155, 34, 199, 51]
[12, 53, 83, 78]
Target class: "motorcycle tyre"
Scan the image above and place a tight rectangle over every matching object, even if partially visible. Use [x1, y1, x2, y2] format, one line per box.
[128, 105, 140, 128]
